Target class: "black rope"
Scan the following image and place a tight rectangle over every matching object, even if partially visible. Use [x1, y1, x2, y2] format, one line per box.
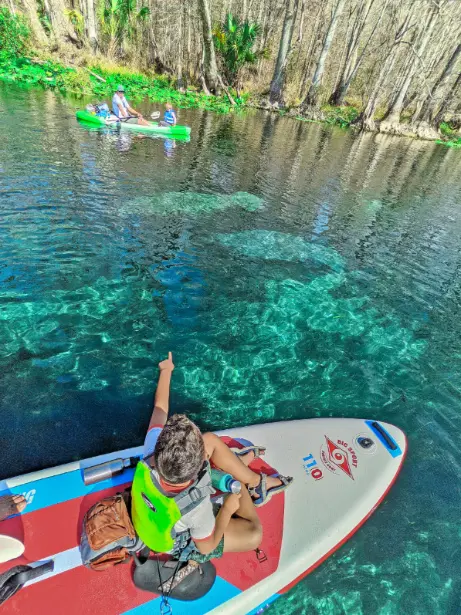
[157, 555, 182, 615]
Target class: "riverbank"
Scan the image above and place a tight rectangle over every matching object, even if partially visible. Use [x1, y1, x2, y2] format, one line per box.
[1, 52, 460, 146]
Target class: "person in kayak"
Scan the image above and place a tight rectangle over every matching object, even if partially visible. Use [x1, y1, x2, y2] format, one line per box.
[112, 85, 149, 126]
[0, 494, 28, 564]
[159, 103, 177, 127]
[131, 352, 292, 562]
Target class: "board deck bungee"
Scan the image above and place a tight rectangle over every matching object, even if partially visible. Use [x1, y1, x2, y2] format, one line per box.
[0, 418, 406, 615]
[75, 110, 191, 139]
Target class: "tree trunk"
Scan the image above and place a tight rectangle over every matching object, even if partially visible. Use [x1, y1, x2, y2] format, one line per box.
[269, 0, 299, 105]
[413, 42, 461, 124]
[433, 71, 461, 126]
[380, 3, 440, 131]
[197, 0, 221, 94]
[187, 1, 192, 78]
[298, 1, 323, 98]
[177, 4, 183, 88]
[301, 0, 347, 109]
[242, 0, 248, 21]
[354, 6, 416, 132]
[19, 0, 49, 46]
[44, 0, 80, 47]
[357, 49, 399, 131]
[85, 0, 98, 51]
[329, 0, 389, 106]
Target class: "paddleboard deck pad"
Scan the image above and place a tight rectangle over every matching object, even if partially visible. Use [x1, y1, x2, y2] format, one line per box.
[0, 418, 406, 615]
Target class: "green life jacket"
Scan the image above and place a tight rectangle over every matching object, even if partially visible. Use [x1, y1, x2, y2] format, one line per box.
[131, 459, 214, 553]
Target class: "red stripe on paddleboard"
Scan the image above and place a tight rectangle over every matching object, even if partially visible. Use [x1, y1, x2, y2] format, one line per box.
[278, 435, 408, 594]
[0, 483, 130, 575]
[2, 556, 156, 615]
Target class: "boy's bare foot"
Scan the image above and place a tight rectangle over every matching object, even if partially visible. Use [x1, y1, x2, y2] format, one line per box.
[0, 494, 27, 521]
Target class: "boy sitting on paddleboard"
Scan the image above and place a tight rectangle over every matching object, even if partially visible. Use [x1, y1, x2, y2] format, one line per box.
[112, 85, 150, 126]
[131, 353, 292, 562]
[159, 103, 177, 127]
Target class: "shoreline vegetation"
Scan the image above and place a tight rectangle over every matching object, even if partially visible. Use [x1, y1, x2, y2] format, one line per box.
[0, 1, 460, 146]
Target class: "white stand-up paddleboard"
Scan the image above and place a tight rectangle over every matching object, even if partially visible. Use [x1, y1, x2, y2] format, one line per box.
[0, 418, 406, 615]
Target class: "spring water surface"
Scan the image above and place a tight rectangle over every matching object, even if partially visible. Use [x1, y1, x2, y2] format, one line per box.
[1, 84, 461, 614]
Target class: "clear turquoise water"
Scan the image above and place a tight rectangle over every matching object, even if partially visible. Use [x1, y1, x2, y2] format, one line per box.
[1, 84, 461, 614]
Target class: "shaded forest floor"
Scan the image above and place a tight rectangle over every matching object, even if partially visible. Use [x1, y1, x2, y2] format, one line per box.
[1, 53, 460, 147]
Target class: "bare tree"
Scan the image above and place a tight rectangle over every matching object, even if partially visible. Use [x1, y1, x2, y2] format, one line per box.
[269, 0, 299, 105]
[19, 0, 49, 45]
[197, 0, 222, 93]
[301, 0, 348, 109]
[43, 0, 81, 47]
[355, 6, 415, 131]
[329, 0, 389, 105]
[413, 42, 461, 125]
[85, 0, 98, 51]
[380, 1, 442, 133]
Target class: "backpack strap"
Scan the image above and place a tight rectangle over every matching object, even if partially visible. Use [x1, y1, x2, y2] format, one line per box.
[174, 464, 215, 516]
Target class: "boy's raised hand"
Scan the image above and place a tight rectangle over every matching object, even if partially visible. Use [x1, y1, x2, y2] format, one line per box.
[159, 351, 175, 373]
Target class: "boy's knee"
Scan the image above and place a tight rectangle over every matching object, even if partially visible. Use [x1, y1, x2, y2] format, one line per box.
[249, 520, 263, 550]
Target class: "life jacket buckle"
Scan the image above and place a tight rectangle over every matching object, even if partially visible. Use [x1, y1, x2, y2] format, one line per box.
[188, 486, 202, 502]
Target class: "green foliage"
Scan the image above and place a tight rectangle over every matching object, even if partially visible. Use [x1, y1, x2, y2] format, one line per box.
[436, 138, 461, 148]
[57, 68, 93, 93]
[439, 121, 456, 137]
[98, 0, 150, 55]
[436, 123, 461, 147]
[213, 13, 263, 87]
[36, 0, 51, 35]
[64, 9, 85, 37]
[321, 104, 359, 128]
[0, 6, 30, 57]
[0, 54, 239, 112]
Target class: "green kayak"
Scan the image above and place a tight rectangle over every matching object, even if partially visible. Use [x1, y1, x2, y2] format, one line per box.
[76, 110, 191, 139]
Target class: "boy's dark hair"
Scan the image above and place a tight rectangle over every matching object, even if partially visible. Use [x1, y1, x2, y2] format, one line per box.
[153, 414, 205, 484]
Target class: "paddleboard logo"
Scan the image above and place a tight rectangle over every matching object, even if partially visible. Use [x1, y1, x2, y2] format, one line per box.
[22, 489, 36, 505]
[320, 437, 358, 480]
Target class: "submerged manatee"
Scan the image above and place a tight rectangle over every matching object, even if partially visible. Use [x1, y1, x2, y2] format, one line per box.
[178, 268, 426, 425]
[216, 230, 345, 271]
[122, 191, 264, 216]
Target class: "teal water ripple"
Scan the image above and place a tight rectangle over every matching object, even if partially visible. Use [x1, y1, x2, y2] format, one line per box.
[2, 83, 461, 614]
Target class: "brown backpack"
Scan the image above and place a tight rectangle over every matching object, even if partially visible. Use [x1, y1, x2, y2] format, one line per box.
[79, 492, 142, 571]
